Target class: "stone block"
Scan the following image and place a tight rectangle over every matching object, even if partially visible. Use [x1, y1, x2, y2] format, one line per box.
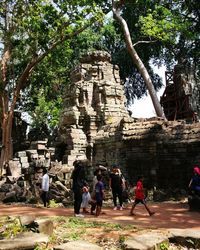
[0, 232, 48, 250]
[20, 156, 28, 163]
[37, 144, 47, 150]
[35, 218, 54, 235]
[8, 160, 21, 177]
[16, 151, 26, 157]
[124, 232, 169, 250]
[19, 215, 36, 226]
[26, 149, 38, 154]
[54, 240, 102, 250]
[21, 163, 30, 168]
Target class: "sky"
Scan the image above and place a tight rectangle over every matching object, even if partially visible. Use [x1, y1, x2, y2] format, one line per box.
[130, 65, 166, 118]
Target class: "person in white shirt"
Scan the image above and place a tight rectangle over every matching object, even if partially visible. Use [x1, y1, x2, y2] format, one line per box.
[41, 168, 49, 207]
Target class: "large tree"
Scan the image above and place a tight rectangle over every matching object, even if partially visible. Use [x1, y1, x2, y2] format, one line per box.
[111, 0, 200, 103]
[112, 0, 165, 118]
[0, 0, 107, 172]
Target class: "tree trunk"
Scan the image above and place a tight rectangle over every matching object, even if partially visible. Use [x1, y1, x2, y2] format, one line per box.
[0, 111, 13, 176]
[112, 1, 166, 119]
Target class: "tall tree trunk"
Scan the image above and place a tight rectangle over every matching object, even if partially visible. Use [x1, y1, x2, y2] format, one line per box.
[0, 111, 13, 176]
[112, 1, 166, 119]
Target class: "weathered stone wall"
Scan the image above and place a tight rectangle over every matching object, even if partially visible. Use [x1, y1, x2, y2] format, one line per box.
[58, 50, 200, 190]
[94, 117, 200, 189]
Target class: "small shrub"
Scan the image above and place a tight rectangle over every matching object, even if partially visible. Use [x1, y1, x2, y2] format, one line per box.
[160, 242, 169, 250]
[48, 199, 60, 208]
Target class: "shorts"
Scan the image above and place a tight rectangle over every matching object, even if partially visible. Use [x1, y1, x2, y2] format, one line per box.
[96, 200, 103, 206]
[134, 198, 145, 204]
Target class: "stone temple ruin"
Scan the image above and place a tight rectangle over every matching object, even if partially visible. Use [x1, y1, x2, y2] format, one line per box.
[1, 50, 200, 205]
[58, 51, 200, 191]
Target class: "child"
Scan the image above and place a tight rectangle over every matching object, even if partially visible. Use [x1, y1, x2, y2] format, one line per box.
[95, 175, 105, 217]
[130, 176, 155, 216]
[81, 182, 91, 213]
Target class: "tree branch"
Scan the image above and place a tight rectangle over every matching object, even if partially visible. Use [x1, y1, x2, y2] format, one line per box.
[133, 40, 157, 47]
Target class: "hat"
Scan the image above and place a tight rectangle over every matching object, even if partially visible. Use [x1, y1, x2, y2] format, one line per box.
[194, 167, 200, 175]
[112, 164, 118, 169]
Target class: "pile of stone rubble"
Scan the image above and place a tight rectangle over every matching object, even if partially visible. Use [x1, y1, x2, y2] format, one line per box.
[0, 140, 75, 206]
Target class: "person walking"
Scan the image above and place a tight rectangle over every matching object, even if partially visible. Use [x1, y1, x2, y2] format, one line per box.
[95, 175, 105, 217]
[41, 168, 50, 207]
[109, 164, 124, 210]
[130, 176, 155, 216]
[71, 160, 86, 217]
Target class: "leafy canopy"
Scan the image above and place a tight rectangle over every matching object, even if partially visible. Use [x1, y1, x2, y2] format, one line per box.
[0, 0, 108, 132]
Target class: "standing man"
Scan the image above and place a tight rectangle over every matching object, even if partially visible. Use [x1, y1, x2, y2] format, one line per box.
[71, 160, 86, 217]
[41, 168, 50, 207]
[109, 164, 124, 210]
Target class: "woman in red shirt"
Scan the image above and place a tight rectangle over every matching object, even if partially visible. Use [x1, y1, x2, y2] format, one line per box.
[130, 176, 155, 216]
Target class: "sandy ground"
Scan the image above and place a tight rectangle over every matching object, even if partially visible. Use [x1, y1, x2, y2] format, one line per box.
[0, 201, 200, 230]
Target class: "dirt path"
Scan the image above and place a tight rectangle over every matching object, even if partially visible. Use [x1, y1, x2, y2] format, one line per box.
[0, 201, 200, 230]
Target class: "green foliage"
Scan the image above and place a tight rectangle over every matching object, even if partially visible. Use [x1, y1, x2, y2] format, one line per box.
[139, 5, 193, 43]
[159, 241, 169, 250]
[48, 199, 61, 208]
[70, 19, 122, 61]
[0, 0, 110, 145]
[34, 245, 50, 250]
[0, 217, 25, 239]
[29, 87, 62, 131]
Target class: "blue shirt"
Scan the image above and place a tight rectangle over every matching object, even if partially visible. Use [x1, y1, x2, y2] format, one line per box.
[95, 181, 104, 202]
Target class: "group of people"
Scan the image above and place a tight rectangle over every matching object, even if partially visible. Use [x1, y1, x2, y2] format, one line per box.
[70, 160, 155, 217]
[38, 161, 200, 216]
[71, 160, 106, 217]
[39, 163, 200, 215]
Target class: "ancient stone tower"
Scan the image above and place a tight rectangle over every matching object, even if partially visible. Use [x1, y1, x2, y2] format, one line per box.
[161, 60, 200, 121]
[58, 51, 129, 165]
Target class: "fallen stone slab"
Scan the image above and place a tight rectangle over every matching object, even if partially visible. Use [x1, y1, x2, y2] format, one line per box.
[35, 218, 54, 235]
[19, 215, 36, 226]
[0, 232, 48, 250]
[169, 228, 200, 248]
[53, 240, 102, 250]
[124, 231, 169, 250]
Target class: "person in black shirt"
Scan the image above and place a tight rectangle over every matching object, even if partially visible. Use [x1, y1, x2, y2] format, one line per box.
[109, 164, 124, 210]
[71, 160, 86, 217]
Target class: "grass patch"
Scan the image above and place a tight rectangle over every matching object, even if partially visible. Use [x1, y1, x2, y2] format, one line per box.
[0, 216, 25, 239]
[51, 216, 138, 247]
[0, 216, 138, 249]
